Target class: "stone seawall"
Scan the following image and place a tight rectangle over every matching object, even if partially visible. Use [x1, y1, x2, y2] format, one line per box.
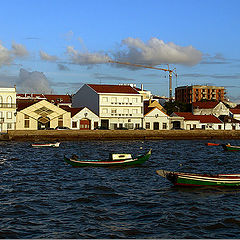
[2, 130, 240, 141]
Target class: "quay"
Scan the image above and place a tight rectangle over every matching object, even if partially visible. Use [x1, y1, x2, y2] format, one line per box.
[1, 130, 240, 141]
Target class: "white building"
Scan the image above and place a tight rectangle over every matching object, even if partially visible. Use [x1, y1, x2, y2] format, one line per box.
[0, 87, 17, 132]
[72, 84, 143, 129]
[61, 106, 100, 130]
[144, 100, 170, 130]
[192, 101, 229, 117]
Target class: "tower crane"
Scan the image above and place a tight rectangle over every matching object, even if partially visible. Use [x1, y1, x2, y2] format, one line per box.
[108, 60, 177, 99]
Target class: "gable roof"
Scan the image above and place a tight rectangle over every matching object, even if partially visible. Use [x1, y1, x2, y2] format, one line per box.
[17, 99, 41, 111]
[192, 101, 220, 109]
[230, 108, 240, 114]
[60, 106, 84, 117]
[174, 112, 222, 123]
[87, 84, 139, 94]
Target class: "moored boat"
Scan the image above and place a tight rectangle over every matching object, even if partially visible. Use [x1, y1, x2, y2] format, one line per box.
[64, 149, 151, 167]
[221, 143, 240, 151]
[156, 169, 240, 187]
[32, 142, 60, 148]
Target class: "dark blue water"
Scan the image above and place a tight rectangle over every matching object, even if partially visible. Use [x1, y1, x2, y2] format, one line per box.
[1, 139, 240, 238]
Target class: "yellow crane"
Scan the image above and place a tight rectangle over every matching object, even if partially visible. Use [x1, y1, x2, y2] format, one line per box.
[108, 60, 177, 99]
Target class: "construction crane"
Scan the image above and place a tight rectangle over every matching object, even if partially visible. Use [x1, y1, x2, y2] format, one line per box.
[108, 60, 177, 99]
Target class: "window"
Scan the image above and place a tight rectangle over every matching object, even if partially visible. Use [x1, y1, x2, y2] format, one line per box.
[7, 123, 12, 129]
[58, 115, 63, 127]
[102, 97, 108, 102]
[123, 109, 129, 114]
[132, 98, 138, 103]
[111, 109, 117, 114]
[72, 121, 77, 128]
[7, 112, 12, 119]
[24, 114, 30, 128]
[218, 125, 222, 130]
[146, 122, 150, 129]
[135, 123, 140, 129]
[102, 108, 108, 114]
[132, 109, 138, 114]
[111, 97, 117, 103]
[123, 97, 129, 103]
[163, 123, 167, 129]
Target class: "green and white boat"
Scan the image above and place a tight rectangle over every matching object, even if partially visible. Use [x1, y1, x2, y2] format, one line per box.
[64, 149, 151, 167]
[156, 170, 240, 187]
[222, 143, 240, 151]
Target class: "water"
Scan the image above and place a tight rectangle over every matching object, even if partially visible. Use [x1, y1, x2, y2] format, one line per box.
[1, 139, 240, 238]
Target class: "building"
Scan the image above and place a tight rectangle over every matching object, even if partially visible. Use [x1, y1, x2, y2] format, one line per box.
[0, 87, 17, 132]
[172, 112, 224, 130]
[143, 100, 170, 130]
[60, 106, 100, 130]
[175, 85, 225, 104]
[72, 84, 143, 129]
[16, 100, 71, 130]
[192, 101, 229, 117]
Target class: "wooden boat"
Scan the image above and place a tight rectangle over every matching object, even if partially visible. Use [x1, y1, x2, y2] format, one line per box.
[64, 149, 151, 167]
[221, 143, 240, 151]
[205, 142, 220, 146]
[32, 142, 60, 148]
[156, 169, 240, 187]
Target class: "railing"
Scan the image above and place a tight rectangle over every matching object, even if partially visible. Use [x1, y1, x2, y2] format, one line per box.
[0, 103, 16, 108]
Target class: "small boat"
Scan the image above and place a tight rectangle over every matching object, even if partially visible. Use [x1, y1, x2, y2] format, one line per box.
[156, 169, 240, 187]
[221, 143, 240, 151]
[64, 149, 151, 167]
[205, 142, 220, 146]
[32, 142, 60, 148]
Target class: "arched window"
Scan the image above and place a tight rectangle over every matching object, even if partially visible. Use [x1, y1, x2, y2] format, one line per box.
[7, 96, 12, 107]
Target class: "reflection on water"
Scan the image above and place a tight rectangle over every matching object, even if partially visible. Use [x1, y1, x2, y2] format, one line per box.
[0, 139, 240, 238]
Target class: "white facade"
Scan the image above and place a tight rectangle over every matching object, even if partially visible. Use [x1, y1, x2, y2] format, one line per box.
[193, 102, 229, 117]
[144, 107, 170, 130]
[73, 84, 143, 129]
[0, 87, 17, 132]
[71, 107, 100, 130]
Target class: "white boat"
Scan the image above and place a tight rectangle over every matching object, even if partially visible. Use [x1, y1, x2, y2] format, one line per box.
[32, 142, 60, 148]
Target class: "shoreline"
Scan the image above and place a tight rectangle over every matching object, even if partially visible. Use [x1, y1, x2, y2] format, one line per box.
[2, 130, 240, 141]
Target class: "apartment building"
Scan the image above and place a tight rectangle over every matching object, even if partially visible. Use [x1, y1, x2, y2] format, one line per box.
[72, 84, 143, 129]
[0, 87, 17, 132]
[175, 85, 225, 104]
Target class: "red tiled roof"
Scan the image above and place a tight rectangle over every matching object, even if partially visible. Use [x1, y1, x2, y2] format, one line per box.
[17, 99, 41, 111]
[230, 108, 240, 114]
[175, 112, 222, 123]
[88, 84, 139, 94]
[17, 94, 72, 103]
[192, 101, 219, 109]
[60, 106, 84, 117]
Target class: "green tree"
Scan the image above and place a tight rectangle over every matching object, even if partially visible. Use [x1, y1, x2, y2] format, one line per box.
[164, 101, 191, 115]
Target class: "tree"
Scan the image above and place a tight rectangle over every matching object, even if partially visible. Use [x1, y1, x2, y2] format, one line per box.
[164, 101, 191, 115]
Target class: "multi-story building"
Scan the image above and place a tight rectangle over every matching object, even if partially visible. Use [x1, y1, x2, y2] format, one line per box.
[72, 84, 143, 129]
[0, 87, 17, 132]
[175, 85, 225, 104]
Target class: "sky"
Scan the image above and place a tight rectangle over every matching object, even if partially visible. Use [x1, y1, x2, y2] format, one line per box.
[0, 0, 240, 102]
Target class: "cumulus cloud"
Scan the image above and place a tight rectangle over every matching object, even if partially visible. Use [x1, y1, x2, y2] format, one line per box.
[39, 50, 58, 62]
[12, 41, 29, 57]
[114, 37, 202, 66]
[66, 46, 111, 65]
[16, 68, 53, 94]
[0, 41, 29, 67]
[0, 43, 12, 66]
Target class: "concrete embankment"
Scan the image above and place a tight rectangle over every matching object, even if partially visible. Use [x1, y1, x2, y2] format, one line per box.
[1, 130, 240, 141]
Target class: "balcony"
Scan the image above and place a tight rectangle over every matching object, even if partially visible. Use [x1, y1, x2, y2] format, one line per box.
[0, 103, 16, 108]
[0, 118, 4, 123]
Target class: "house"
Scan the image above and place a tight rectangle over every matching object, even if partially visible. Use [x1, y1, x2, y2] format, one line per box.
[16, 100, 71, 130]
[230, 108, 240, 121]
[172, 112, 224, 130]
[144, 100, 170, 130]
[0, 87, 17, 132]
[72, 84, 143, 129]
[60, 106, 100, 130]
[192, 101, 229, 117]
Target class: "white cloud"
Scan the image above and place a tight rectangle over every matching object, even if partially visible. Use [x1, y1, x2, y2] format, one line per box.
[12, 41, 29, 57]
[114, 37, 202, 66]
[0, 43, 12, 66]
[66, 46, 111, 65]
[16, 68, 53, 94]
[39, 50, 58, 62]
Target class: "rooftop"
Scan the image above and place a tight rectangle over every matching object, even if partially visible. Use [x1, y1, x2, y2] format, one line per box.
[88, 84, 139, 94]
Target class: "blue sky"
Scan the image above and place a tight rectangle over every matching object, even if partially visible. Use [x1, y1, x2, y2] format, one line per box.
[0, 0, 240, 102]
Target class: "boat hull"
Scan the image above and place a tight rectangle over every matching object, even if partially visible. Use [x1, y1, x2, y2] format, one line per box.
[222, 144, 240, 151]
[64, 149, 151, 167]
[156, 170, 240, 187]
[32, 142, 60, 147]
